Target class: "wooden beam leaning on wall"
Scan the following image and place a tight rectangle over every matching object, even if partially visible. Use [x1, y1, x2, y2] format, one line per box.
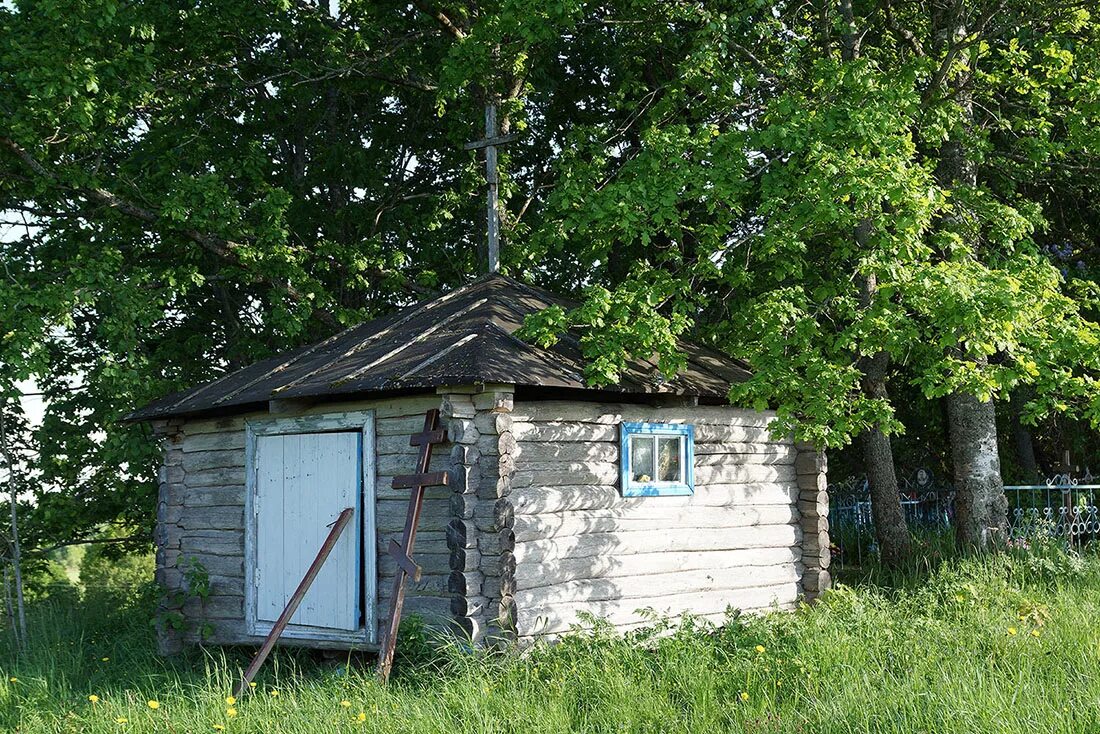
[377, 408, 450, 683]
[234, 507, 356, 697]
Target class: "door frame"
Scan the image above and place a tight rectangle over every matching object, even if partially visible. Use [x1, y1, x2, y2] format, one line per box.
[243, 411, 377, 645]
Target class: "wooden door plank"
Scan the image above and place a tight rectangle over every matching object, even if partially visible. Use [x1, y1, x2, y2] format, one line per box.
[255, 435, 286, 622]
[255, 432, 360, 631]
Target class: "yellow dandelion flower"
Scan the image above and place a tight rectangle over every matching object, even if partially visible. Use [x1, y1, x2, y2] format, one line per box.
[270, 689, 279, 697]
[225, 696, 236, 706]
[955, 594, 965, 602]
[248, 682, 257, 689]
[357, 712, 367, 722]
[101, 657, 109, 662]
[213, 726, 225, 731]
[340, 700, 352, 708]
[755, 645, 765, 654]
[115, 717, 128, 724]
[8, 677, 16, 683]
[1031, 629, 1041, 638]
[147, 700, 160, 710]
[1007, 627, 1018, 636]
[740, 691, 750, 702]
[226, 708, 238, 718]
[88, 695, 100, 703]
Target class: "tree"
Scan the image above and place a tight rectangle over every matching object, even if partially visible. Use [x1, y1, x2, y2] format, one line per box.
[0, 0, 566, 550]
[518, 0, 1100, 558]
[4, 0, 1100, 564]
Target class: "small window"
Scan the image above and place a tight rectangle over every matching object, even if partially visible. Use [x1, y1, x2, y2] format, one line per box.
[620, 422, 694, 496]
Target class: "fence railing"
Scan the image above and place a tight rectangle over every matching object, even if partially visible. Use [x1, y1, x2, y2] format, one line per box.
[1004, 476, 1100, 543]
[827, 471, 1100, 566]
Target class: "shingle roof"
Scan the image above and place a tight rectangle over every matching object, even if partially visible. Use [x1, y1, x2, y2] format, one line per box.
[126, 274, 751, 421]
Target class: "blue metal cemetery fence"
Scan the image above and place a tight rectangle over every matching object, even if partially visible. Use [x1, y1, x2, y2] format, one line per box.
[827, 470, 1100, 567]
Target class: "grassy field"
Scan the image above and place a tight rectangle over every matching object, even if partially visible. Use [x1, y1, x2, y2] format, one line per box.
[1, 544, 1099, 733]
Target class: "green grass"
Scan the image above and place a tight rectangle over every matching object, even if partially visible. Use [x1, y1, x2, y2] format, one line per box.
[2, 546, 1100, 733]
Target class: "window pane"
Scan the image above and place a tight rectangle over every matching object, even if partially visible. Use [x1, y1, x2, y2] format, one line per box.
[657, 437, 682, 482]
[631, 435, 655, 482]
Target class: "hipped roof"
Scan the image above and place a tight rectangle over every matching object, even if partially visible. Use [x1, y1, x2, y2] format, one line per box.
[127, 274, 751, 422]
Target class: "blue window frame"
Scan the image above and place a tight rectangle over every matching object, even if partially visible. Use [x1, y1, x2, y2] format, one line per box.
[620, 422, 694, 496]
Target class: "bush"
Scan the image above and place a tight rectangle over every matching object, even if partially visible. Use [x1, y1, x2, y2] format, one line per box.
[78, 547, 155, 604]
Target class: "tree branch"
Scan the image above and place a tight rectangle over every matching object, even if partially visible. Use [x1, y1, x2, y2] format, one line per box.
[729, 40, 781, 87]
[881, 0, 925, 56]
[25, 535, 147, 558]
[1, 136, 343, 327]
[839, 0, 870, 61]
[413, 1, 467, 40]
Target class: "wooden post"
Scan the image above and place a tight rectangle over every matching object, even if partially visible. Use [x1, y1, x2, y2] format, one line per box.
[464, 105, 520, 275]
[233, 506, 355, 697]
[484, 104, 500, 274]
[376, 408, 449, 683]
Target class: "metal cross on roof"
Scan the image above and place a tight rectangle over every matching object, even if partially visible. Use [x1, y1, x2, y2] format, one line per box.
[464, 104, 519, 274]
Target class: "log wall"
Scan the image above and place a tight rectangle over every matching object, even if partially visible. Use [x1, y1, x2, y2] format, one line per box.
[150, 391, 831, 653]
[795, 442, 831, 599]
[442, 385, 517, 646]
[506, 400, 826, 640]
[151, 394, 454, 653]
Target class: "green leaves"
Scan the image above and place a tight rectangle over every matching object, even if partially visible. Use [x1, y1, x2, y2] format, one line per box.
[0, 0, 529, 550]
[521, 265, 691, 386]
[6, 0, 1100, 549]
[522, 0, 1100, 448]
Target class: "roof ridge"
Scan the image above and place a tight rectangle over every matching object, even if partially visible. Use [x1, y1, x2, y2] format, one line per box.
[481, 319, 588, 382]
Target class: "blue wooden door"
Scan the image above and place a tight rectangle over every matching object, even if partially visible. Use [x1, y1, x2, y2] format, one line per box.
[254, 432, 361, 631]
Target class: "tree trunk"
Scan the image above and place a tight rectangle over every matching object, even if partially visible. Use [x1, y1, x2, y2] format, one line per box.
[931, 1, 1008, 550]
[0, 411, 27, 653]
[3, 567, 14, 644]
[1008, 389, 1039, 483]
[853, 214, 910, 566]
[859, 351, 912, 567]
[948, 388, 1008, 549]
[853, 209, 911, 566]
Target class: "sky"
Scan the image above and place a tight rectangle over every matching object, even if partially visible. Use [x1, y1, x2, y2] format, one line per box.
[16, 380, 43, 429]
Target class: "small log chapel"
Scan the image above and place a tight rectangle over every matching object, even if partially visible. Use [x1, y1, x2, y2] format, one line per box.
[128, 273, 831, 653]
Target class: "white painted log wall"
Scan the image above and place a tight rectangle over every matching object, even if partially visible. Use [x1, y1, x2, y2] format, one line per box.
[154, 394, 452, 650]
[154, 394, 826, 650]
[509, 400, 802, 638]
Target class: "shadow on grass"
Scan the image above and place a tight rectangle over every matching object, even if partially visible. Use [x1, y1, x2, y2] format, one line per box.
[831, 527, 960, 591]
